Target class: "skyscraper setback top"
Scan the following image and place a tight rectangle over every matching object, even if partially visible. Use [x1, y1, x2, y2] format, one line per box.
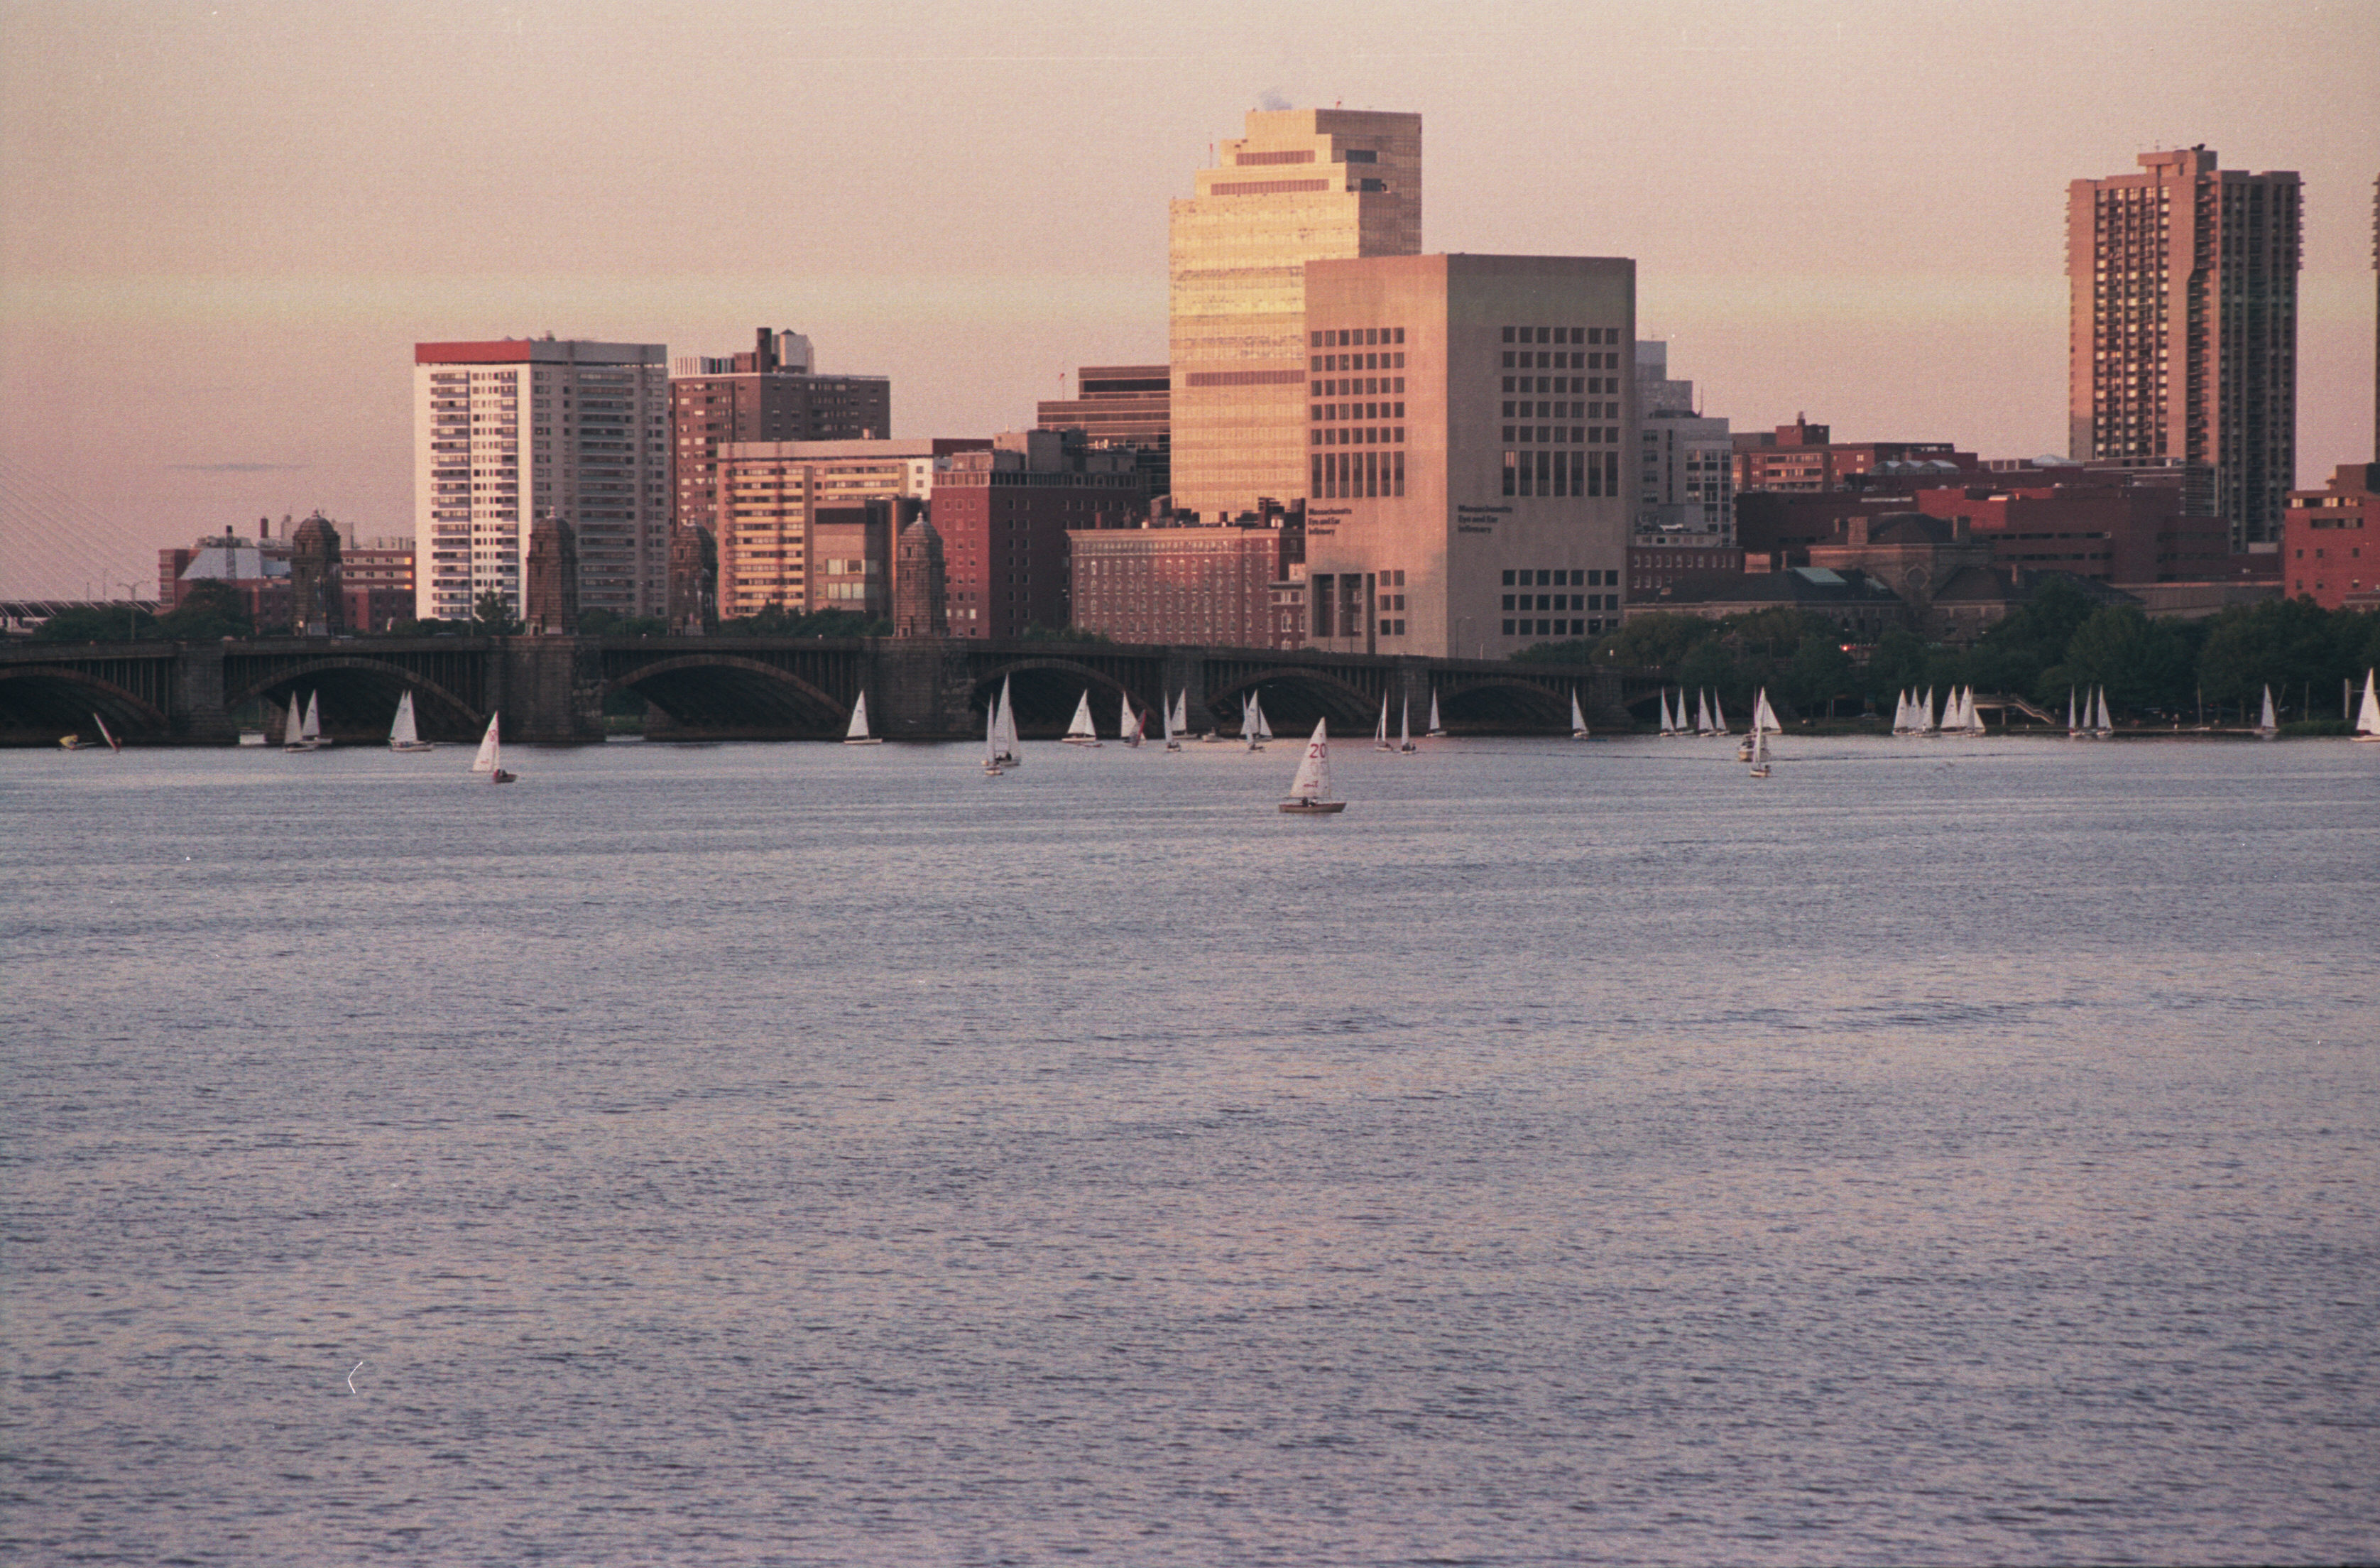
[2066, 147, 2301, 548]
[1169, 109, 1421, 522]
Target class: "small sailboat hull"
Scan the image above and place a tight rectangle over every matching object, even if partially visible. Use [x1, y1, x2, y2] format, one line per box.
[1277, 799, 1347, 814]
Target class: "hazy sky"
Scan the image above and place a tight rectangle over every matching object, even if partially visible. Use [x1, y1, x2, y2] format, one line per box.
[3, 0, 2375, 597]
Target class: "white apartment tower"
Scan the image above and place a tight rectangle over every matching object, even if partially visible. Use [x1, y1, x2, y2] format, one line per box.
[1168, 108, 1421, 523]
[414, 339, 671, 623]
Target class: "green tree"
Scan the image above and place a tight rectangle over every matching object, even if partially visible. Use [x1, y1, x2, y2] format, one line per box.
[1513, 638, 1599, 665]
[1588, 611, 1720, 670]
[1676, 638, 1746, 713]
[1784, 633, 1854, 718]
[1865, 626, 1929, 702]
[2199, 597, 2354, 713]
[33, 605, 156, 643]
[2060, 604, 2197, 714]
[155, 580, 252, 641]
[472, 589, 522, 636]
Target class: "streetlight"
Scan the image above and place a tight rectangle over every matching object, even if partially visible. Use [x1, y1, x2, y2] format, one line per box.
[112, 579, 142, 641]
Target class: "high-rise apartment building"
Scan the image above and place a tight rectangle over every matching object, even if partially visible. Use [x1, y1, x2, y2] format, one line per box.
[1169, 108, 1421, 521]
[414, 339, 670, 622]
[1301, 254, 1636, 660]
[670, 328, 891, 538]
[2068, 147, 2302, 548]
[712, 439, 944, 621]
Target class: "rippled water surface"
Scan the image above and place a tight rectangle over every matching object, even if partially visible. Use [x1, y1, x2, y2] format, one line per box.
[4, 735, 2376, 1565]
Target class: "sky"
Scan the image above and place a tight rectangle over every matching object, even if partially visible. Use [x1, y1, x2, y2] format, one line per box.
[3, 0, 2375, 598]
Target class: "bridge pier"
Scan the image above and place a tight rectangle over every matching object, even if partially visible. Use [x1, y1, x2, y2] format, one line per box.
[168, 642, 239, 744]
[503, 637, 606, 743]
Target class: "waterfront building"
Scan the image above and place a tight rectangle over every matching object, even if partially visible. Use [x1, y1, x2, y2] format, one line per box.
[1169, 109, 1421, 521]
[1069, 516, 1300, 648]
[1630, 564, 1911, 643]
[713, 438, 952, 621]
[2068, 147, 2302, 548]
[1730, 417, 1978, 496]
[670, 328, 890, 538]
[413, 339, 671, 622]
[1627, 540, 1745, 599]
[1634, 342, 1734, 542]
[932, 432, 1146, 638]
[1299, 252, 1635, 660]
[2284, 462, 2378, 609]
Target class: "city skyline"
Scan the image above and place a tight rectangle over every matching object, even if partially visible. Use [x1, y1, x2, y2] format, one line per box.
[3, 0, 2375, 598]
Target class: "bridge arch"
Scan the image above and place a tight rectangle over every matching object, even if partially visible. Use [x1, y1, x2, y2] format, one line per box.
[604, 653, 848, 736]
[1433, 675, 1573, 731]
[224, 658, 484, 743]
[1201, 665, 1380, 734]
[0, 666, 171, 739]
[966, 657, 1147, 737]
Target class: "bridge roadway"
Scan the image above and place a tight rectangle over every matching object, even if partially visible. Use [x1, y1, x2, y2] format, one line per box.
[0, 633, 1664, 745]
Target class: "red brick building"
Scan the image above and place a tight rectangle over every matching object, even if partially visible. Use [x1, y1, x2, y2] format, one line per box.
[1627, 540, 1745, 599]
[672, 328, 891, 539]
[931, 437, 1147, 638]
[1731, 416, 1977, 494]
[2284, 462, 2378, 609]
[1070, 520, 1301, 648]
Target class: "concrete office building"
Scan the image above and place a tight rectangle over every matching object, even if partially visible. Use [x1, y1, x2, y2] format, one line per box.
[414, 339, 670, 622]
[2068, 147, 2302, 548]
[1036, 364, 1172, 499]
[1301, 253, 1635, 660]
[1634, 342, 1733, 542]
[1169, 108, 1421, 522]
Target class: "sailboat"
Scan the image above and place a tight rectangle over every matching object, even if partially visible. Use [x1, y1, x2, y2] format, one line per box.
[389, 690, 435, 752]
[1916, 687, 1938, 737]
[302, 692, 330, 750]
[843, 690, 885, 744]
[1710, 692, 1729, 737]
[1277, 718, 1345, 814]
[2066, 687, 2082, 740]
[1256, 698, 1274, 746]
[281, 692, 326, 753]
[93, 713, 121, 754]
[1425, 691, 1445, 737]
[2093, 686, 2114, 739]
[1064, 690, 1101, 746]
[1169, 689, 1192, 745]
[1243, 693, 1265, 750]
[1657, 690, 1678, 736]
[983, 698, 1005, 774]
[1892, 689, 1913, 736]
[1570, 688, 1590, 739]
[1740, 687, 1781, 761]
[1399, 696, 1417, 753]
[1375, 694, 1393, 751]
[473, 712, 517, 783]
[993, 676, 1022, 766]
[1120, 691, 1143, 748]
[1696, 690, 1716, 738]
[1747, 723, 1772, 779]
[2357, 669, 2380, 741]
[1161, 690, 1180, 752]
[2255, 685, 2279, 741]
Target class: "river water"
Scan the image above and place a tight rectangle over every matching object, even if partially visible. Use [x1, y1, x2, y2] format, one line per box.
[4, 734, 2374, 1565]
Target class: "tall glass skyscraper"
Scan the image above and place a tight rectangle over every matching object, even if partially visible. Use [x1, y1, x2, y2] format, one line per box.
[1167, 109, 1421, 523]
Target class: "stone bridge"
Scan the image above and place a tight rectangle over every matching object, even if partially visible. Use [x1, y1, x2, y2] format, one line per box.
[1, 634, 1665, 744]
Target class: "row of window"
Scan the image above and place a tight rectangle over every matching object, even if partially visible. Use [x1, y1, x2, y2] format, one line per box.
[1316, 376, 1402, 397]
[1314, 450, 1404, 499]
[1316, 400, 1403, 422]
[1505, 401, 1617, 420]
[1503, 326, 1620, 344]
[1505, 569, 1612, 587]
[1507, 375, 1616, 395]
[1316, 426, 1402, 447]
[1505, 617, 1610, 638]
[1502, 593, 1617, 612]
[1313, 327, 1404, 347]
[1504, 450, 1620, 498]
[1504, 426, 1621, 447]
[1504, 349, 1617, 370]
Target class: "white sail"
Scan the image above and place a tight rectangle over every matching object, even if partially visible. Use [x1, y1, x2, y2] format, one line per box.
[94, 712, 120, 753]
[984, 697, 1002, 769]
[282, 695, 303, 748]
[391, 692, 418, 748]
[1064, 690, 1098, 743]
[1160, 692, 1176, 747]
[2095, 687, 2113, 736]
[1375, 694, 1391, 750]
[1749, 725, 1770, 766]
[301, 692, 322, 744]
[1658, 691, 1677, 736]
[995, 676, 1021, 764]
[2256, 685, 2278, 737]
[1696, 690, 1715, 736]
[1570, 688, 1589, 739]
[1121, 691, 1142, 747]
[1170, 690, 1188, 735]
[1255, 698, 1273, 741]
[1754, 689, 1781, 736]
[844, 690, 875, 742]
[2067, 688, 2080, 737]
[1893, 690, 1911, 734]
[2357, 670, 2380, 738]
[1426, 692, 1443, 736]
[1399, 696, 1414, 751]
[1918, 687, 1937, 734]
[1287, 718, 1331, 800]
[1710, 693, 1727, 736]
[472, 712, 501, 773]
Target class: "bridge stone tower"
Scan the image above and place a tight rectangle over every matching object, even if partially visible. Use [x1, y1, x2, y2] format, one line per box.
[525, 515, 579, 634]
[289, 513, 344, 637]
[893, 513, 947, 638]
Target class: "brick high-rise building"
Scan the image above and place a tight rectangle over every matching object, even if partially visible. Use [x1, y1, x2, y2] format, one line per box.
[932, 433, 1146, 638]
[2068, 148, 2302, 549]
[414, 339, 671, 623]
[1169, 109, 1421, 522]
[670, 328, 890, 540]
